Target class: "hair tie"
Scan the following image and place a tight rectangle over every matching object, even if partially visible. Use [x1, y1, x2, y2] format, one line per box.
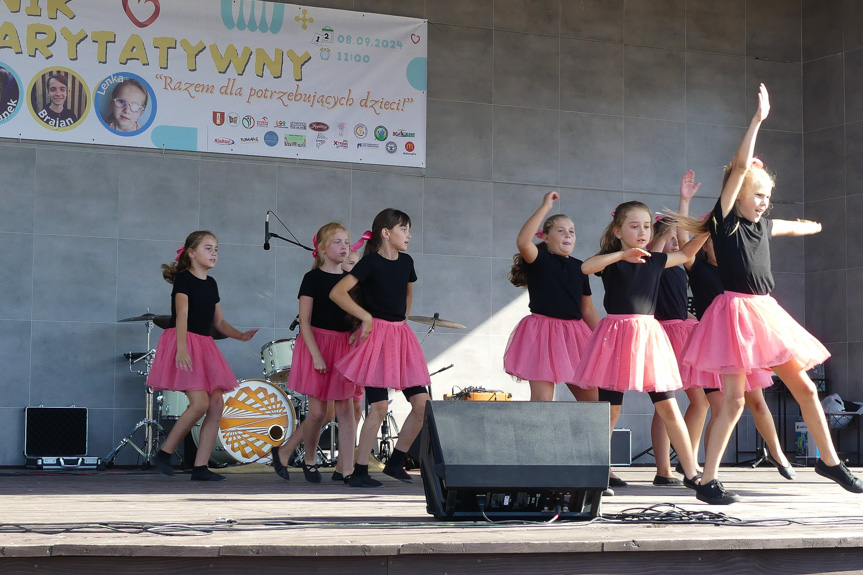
[534, 229, 544, 239]
[311, 234, 318, 259]
[174, 247, 185, 262]
[610, 210, 616, 218]
[350, 230, 372, 252]
[699, 212, 710, 221]
[655, 215, 663, 222]
[751, 157, 764, 169]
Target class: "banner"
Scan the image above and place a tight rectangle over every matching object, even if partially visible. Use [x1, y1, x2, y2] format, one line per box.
[0, 1, 427, 167]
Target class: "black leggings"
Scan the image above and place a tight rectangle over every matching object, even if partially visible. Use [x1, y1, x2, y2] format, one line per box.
[365, 385, 429, 405]
[598, 388, 675, 406]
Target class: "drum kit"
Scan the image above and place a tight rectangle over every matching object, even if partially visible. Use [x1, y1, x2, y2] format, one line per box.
[102, 309, 465, 470]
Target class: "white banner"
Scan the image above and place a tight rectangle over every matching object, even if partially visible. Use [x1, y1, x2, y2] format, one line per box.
[0, 1, 427, 167]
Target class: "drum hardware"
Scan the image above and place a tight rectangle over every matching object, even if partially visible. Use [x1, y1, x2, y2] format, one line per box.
[101, 310, 173, 470]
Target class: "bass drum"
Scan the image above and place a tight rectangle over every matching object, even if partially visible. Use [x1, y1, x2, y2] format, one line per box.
[193, 379, 297, 465]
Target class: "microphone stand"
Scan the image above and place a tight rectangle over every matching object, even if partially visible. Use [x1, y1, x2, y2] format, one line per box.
[267, 232, 313, 251]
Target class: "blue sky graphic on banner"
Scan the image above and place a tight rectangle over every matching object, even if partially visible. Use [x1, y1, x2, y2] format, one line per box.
[0, 0, 427, 167]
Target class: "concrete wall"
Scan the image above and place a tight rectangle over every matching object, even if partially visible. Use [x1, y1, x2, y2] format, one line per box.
[0, 0, 815, 466]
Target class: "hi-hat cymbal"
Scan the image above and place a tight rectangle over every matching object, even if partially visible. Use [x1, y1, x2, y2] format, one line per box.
[408, 315, 466, 329]
[118, 313, 163, 323]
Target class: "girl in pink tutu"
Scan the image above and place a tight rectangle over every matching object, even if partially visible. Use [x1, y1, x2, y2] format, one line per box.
[148, 231, 258, 481]
[270, 223, 359, 483]
[330, 209, 431, 488]
[504, 190, 600, 401]
[674, 84, 862, 504]
[572, 202, 706, 488]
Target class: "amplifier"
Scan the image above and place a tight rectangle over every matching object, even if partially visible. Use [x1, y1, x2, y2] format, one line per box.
[24, 406, 88, 457]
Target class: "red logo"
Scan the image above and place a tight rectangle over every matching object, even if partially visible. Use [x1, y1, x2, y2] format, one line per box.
[122, 0, 161, 28]
[309, 122, 329, 132]
[212, 111, 225, 126]
[405, 141, 415, 152]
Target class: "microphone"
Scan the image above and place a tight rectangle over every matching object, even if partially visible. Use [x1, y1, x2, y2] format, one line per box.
[289, 314, 299, 331]
[264, 212, 270, 250]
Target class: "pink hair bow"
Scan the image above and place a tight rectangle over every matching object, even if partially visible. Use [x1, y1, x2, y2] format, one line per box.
[751, 157, 764, 169]
[610, 210, 616, 218]
[534, 230, 544, 239]
[311, 234, 318, 259]
[174, 247, 185, 262]
[351, 230, 372, 252]
[655, 215, 663, 222]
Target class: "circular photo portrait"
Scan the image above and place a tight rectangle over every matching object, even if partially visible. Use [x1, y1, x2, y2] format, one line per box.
[0, 62, 22, 125]
[95, 72, 156, 136]
[28, 67, 89, 131]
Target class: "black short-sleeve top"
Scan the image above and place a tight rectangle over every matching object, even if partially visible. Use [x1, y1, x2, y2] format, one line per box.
[298, 268, 353, 332]
[525, 248, 592, 320]
[710, 199, 774, 295]
[655, 265, 688, 321]
[349, 252, 417, 322]
[599, 252, 668, 315]
[686, 258, 723, 320]
[169, 269, 220, 336]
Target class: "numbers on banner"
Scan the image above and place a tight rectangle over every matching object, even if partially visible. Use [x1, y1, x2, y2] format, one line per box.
[337, 35, 404, 50]
[337, 52, 371, 64]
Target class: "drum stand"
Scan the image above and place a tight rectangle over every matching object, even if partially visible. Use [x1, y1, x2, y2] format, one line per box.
[99, 317, 172, 470]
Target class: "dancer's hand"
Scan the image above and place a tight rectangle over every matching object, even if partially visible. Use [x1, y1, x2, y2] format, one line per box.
[622, 248, 651, 263]
[756, 83, 770, 122]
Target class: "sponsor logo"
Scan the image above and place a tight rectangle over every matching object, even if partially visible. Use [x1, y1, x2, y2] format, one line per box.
[256, 116, 269, 127]
[337, 122, 347, 136]
[334, 140, 348, 149]
[242, 115, 255, 129]
[357, 142, 379, 149]
[374, 125, 388, 141]
[310, 121, 329, 132]
[405, 141, 415, 153]
[274, 119, 289, 128]
[354, 124, 368, 139]
[212, 111, 225, 126]
[386, 141, 397, 154]
[213, 137, 234, 145]
[290, 121, 307, 130]
[264, 131, 278, 146]
[227, 113, 239, 127]
[239, 136, 259, 144]
[284, 134, 307, 147]
[392, 129, 415, 138]
[315, 133, 327, 148]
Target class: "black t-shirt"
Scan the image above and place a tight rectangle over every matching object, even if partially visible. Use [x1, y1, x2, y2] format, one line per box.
[599, 252, 668, 315]
[349, 252, 417, 322]
[298, 268, 353, 332]
[525, 248, 591, 320]
[169, 269, 220, 336]
[710, 199, 774, 295]
[655, 265, 688, 321]
[687, 258, 723, 320]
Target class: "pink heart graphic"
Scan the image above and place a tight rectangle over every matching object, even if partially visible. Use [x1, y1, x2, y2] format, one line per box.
[411, 34, 421, 44]
[122, 0, 161, 28]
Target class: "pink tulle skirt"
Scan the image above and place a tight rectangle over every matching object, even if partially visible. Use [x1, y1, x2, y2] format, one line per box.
[147, 328, 238, 393]
[334, 319, 431, 390]
[503, 314, 593, 384]
[287, 327, 359, 401]
[572, 314, 682, 393]
[688, 367, 774, 392]
[682, 292, 830, 375]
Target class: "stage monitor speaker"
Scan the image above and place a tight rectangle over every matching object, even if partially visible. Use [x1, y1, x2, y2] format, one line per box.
[420, 401, 609, 521]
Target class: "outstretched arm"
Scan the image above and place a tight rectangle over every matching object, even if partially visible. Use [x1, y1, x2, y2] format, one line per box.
[720, 84, 770, 218]
[582, 248, 651, 275]
[666, 233, 708, 267]
[517, 191, 558, 264]
[771, 218, 822, 237]
[212, 303, 258, 341]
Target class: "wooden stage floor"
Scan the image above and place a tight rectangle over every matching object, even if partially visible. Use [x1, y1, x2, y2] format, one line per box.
[2, 465, 863, 574]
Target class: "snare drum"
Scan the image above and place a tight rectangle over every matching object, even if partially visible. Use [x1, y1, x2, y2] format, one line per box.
[192, 379, 297, 465]
[261, 338, 295, 383]
[159, 390, 190, 419]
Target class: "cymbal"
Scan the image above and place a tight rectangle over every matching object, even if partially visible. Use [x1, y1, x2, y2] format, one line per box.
[118, 313, 163, 323]
[408, 315, 466, 329]
[152, 315, 171, 330]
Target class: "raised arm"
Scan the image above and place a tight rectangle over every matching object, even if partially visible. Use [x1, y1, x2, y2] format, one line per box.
[678, 169, 701, 245]
[720, 84, 770, 218]
[771, 218, 822, 237]
[517, 191, 558, 264]
[581, 248, 651, 275]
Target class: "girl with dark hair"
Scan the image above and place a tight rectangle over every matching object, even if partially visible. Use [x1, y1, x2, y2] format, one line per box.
[330, 209, 431, 488]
